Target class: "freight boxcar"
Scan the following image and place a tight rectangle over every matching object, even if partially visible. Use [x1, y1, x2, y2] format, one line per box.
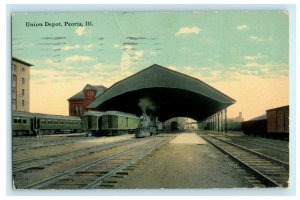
[266, 105, 289, 139]
[242, 105, 289, 139]
[242, 114, 267, 136]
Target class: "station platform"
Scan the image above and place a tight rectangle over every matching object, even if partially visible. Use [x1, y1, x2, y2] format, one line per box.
[169, 132, 207, 144]
[115, 132, 251, 188]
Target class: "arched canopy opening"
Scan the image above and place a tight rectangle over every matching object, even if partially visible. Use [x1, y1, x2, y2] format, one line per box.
[87, 64, 235, 121]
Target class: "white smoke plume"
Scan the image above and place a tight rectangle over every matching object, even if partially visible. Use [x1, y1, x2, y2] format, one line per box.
[138, 97, 156, 114]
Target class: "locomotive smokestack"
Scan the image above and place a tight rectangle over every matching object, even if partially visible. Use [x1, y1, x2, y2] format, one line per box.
[138, 97, 156, 115]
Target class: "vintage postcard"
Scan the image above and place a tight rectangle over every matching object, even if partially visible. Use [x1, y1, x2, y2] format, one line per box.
[11, 11, 289, 190]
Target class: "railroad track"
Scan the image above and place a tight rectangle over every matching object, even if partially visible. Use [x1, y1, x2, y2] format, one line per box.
[244, 138, 289, 149]
[13, 137, 95, 152]
[199, 131, 289, 160]
[223, 137, 289, 153]
[13, 137, 140, 172]
[17, 136, 172, 189]
[201, 135, 289, 187]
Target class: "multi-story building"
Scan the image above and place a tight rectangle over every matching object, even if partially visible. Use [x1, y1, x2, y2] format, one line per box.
[68, 84, 107, 116]
[12, 57, 32, 112]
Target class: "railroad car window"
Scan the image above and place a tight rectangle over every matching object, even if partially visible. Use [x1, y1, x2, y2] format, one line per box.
[22, 119, 26, 123]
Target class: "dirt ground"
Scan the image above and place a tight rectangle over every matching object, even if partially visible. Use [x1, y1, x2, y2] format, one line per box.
[114, 132, 253, 189]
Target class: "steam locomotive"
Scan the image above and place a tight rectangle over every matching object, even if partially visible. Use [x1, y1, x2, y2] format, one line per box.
[135, 113, 163, 138]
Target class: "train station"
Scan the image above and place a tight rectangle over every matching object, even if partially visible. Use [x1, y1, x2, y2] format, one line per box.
[12, 63, 289, 190]
[11, 11, 290, 192]
[87, 64, 235, 132]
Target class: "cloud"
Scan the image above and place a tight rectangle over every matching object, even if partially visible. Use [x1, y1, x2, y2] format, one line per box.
[167, 66, 177, 71]
[61, 44, 80, 51]
[243, 53, 266, 61]
[120, 44, 144, 70]
[75, 27, 86, 36]
[134, 50, 144, 58]
[244, 62, 262, 68]
[236, 24, 249, 30]
[150, 51, 160, 56]
[65, 55, 92, 62]
[83, 44, 93, 49]
[175, 26, 201, 36]
[249, 36, 272, 42]
[126, 36, 146, 40]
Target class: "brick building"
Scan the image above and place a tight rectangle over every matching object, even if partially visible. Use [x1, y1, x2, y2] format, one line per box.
[68, 84, 107, 116]
[12, 57, 33, 112]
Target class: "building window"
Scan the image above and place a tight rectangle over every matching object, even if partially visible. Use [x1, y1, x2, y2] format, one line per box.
[22, 89, 25, 95]
[12, 64, 16, 71]
[12, 88, 16, 99]
[22, 78, 25, 84]
[79, 105, 82, 115]
[12, 75, 17, 87]
[22, 100, 25, 107]
[22, 67, 25, 72]
[12, 99, 17, 111]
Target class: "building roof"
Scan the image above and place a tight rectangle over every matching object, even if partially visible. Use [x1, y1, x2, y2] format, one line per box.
[87, 64, 236, 121]
[12, 57, 33, 66]
[68, 84, 107, 101]
[247, 114, 267, 121]
[82, 110, 138, 118]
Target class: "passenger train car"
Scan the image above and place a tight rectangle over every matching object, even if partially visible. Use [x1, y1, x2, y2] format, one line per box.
[81, 110, 139, 136]
[12, 111, 81, 136]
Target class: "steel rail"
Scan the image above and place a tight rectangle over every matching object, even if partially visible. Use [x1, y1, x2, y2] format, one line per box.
[13, 137, 93, 152]
[212, 136, 289, 169]
[23, 137, 157, 189]
[207, 130, 289, 148]
[13, 137, 137, 163]
[227, 137, 289, 153]
[13, 138, 142, 172]
[201, 135, 285, 187]
[83, 137, 170, 189]
[244, 139, 289, 149]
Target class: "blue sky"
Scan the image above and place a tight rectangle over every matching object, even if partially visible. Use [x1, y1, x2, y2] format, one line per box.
[12, 11, 289, 120]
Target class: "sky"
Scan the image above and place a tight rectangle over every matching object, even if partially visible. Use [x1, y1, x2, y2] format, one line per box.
[12, 11, 289, 121]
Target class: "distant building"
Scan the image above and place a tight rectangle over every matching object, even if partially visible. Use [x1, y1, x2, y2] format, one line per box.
[163, 117, 198, 130]
[227, 112, 244, 131]
[12, 57, 33, 112]
[68, 84, 107, 116]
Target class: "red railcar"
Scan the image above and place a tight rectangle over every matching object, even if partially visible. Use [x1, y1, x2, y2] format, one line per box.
[242, 105, 289, 139]
[266, 105, 289, 138]
[242, 114, 267, 136]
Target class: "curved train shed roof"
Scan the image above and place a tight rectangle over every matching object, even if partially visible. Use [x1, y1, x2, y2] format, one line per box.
[87, 64, 235, 121]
